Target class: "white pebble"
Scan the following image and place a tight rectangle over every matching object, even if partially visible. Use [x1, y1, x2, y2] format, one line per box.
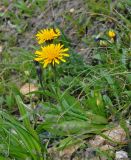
[69, 8, 75, 13]
[115, 150, 128, 160]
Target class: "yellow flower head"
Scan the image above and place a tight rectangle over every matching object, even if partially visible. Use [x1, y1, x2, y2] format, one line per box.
[108, 30, 116, 38]
[34, 43, 69, 68]
[36, 28, 60, 44]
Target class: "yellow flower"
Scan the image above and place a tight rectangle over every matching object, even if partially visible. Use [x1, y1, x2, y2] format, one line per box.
[36, 28, 60, 44]
[108, 30, 116, 38]
[34, 43, 69, 68]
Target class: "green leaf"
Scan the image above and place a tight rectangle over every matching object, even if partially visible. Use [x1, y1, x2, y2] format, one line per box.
[86, 112, 107, 124]
[0, 111, 43, 160]
[37, 119, 107, 136]
[15, 95, 38, 140]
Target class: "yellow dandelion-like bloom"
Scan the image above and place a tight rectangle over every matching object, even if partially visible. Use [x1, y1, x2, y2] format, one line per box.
[108, 30, 116, 38]
[34, 43, 69, 68]
[36, 28, 60, 44]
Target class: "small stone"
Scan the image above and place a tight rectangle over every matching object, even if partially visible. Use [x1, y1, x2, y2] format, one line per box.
[100, 144, 114, 151]
[0, 45, 3, 53]
[49, 144, 80, 160]
[20, 83, 38, 95]
[85, 148, 96, 158]
[115, 150, 128, 160]
[70, 8, 75, 13]
[89, 125, 127, 154]
[89, 135, 105, 147]
[59, 145, 80, 158]
[104, 126, 126, 144]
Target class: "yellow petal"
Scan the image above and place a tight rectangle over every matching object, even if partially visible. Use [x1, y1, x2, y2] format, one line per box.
[61, 53, 69, 57]
[55, 59, 60, 64]
[62, 48, 69, 52]
[43, 61, 49, 68]
[59, 57, 66, 62]
[61, 58, 66, 62]
[52, 60, 55, 66]
[35, 51, 42, 55]
[34, 57, 43, 61]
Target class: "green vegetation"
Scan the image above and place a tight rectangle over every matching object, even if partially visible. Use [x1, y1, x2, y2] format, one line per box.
[0, 0, 130, 159]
